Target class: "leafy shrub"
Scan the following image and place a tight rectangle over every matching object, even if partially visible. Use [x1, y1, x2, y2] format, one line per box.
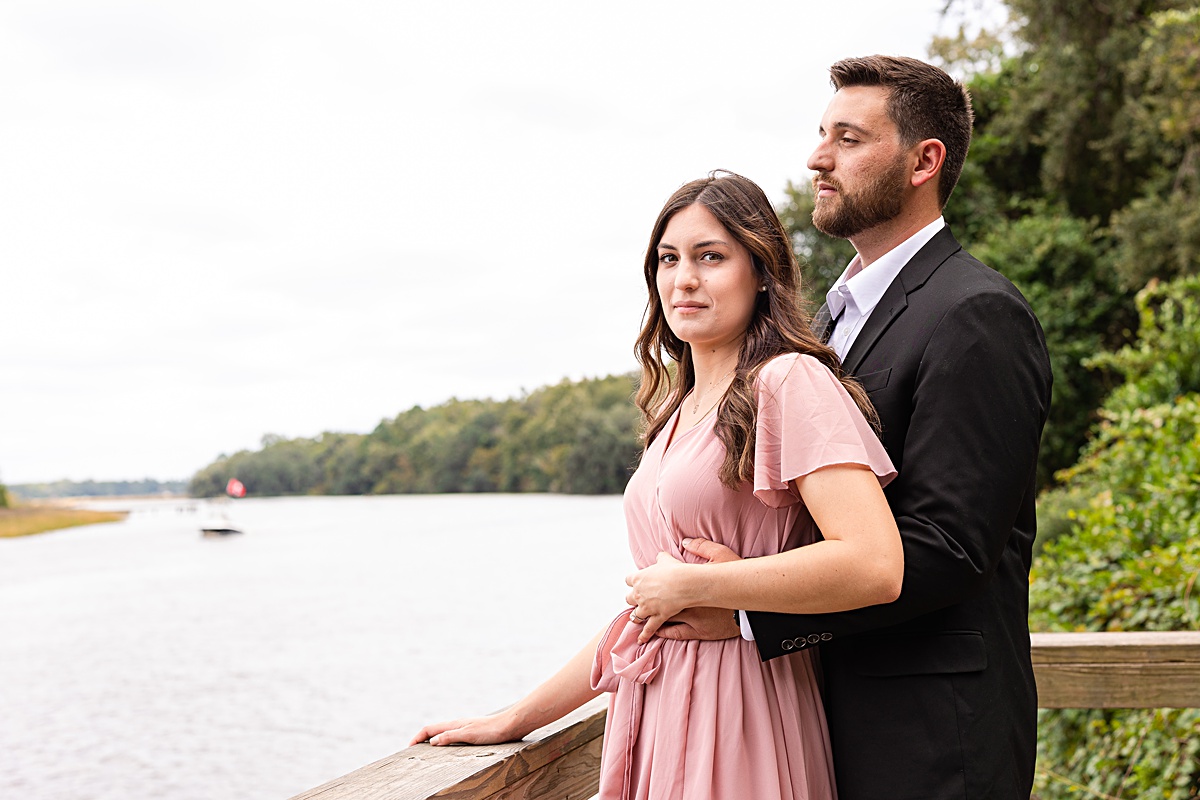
[1031, 276, 1200, 799]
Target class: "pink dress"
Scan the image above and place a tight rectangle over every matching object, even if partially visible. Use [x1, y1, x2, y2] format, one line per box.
[591, 353, 896, 800]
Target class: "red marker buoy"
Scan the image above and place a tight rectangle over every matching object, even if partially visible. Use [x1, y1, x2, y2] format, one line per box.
[226, 478, 246, 498]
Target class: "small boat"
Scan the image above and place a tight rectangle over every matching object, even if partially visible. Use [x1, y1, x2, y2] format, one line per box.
[200, 479, 246, 536]
[200, 520, 243, 537]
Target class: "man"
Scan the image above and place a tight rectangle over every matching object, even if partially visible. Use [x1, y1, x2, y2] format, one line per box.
[663, 56, 1052, 798]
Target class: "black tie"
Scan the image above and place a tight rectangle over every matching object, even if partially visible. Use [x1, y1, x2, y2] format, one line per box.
[822, 307, 845, 345]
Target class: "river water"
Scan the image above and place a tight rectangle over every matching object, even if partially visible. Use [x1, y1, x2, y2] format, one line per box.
[0, 494, 632, 799]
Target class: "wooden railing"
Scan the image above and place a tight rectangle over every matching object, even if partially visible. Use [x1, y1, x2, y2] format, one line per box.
[289, 631, 1200, 800]
[1030, 631, 1200, 709]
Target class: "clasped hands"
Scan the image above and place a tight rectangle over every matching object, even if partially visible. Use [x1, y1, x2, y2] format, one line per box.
[624, 537, 742, 644]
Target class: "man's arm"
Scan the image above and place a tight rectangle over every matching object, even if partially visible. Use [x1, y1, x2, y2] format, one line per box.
[748, 286, 1052, 658]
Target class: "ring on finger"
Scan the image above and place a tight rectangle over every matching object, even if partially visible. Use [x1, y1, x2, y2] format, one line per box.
[630, 612, 646, 624]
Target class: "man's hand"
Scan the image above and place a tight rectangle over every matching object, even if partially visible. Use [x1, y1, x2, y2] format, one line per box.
[656, 606, 740, 641]
[680, 537, 741, 565]
[652, 537, 745, 642]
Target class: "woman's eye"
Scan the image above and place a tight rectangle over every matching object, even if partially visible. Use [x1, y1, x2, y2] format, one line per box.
[658, 253, 677, 265]
[701, 252, 723, 262]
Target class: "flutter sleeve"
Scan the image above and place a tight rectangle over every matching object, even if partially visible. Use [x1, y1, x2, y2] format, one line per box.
[753, 353, 896, 508]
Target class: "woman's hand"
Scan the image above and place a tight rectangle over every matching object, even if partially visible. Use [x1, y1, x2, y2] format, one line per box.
[625, 537, 745, 643]
[654, 537, 745, 642]
[410, 711, 523, 747]
[625, 551, 694, 643]
[411, 629, 604, 750]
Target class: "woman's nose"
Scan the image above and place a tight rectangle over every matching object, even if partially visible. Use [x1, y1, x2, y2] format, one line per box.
[675, 260, 700, 289]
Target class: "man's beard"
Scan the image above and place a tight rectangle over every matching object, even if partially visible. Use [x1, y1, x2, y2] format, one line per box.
[811, 157, 908, 239]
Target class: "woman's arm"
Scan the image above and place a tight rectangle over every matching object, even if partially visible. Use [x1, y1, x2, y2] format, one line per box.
[625, 463, 902, 643]
[409, 629, 603, 746]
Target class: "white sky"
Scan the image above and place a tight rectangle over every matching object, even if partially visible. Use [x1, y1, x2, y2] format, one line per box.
[0, 0, 989, 484]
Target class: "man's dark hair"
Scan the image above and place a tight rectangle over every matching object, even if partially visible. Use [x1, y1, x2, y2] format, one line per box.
[830, 55, 974, 207]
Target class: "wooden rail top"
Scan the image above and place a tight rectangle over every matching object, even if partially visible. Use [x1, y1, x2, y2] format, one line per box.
[290, 697, 609, 800]
[289, 631, 1200, 800]
[1031, 630, 1200, 709]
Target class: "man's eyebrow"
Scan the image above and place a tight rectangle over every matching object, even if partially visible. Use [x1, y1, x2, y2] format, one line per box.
[820, 121, 872, 137]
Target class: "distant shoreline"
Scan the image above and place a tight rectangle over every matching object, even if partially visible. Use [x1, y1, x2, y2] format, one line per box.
[0, 506, 129, 538]
[8, 479, 189, 502]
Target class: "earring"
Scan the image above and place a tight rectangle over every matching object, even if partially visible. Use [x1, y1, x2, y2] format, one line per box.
[759, 285, 767, 292]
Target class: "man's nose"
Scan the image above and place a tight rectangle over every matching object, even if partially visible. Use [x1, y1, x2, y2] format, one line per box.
[807, 139, 832, 173]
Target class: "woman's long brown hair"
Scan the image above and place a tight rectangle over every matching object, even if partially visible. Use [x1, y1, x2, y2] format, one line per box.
[634, 171, 878, 488]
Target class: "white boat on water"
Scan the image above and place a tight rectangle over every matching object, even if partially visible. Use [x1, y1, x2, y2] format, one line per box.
[200, 519, 242, 536]
[200, 479, 246, 536]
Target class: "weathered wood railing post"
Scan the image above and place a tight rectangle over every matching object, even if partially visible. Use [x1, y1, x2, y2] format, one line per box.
[289, 631, 1200, 800]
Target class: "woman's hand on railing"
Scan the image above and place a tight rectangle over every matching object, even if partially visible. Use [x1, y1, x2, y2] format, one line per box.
[410, 629, 606, 750]
[410, 711, 523, 747]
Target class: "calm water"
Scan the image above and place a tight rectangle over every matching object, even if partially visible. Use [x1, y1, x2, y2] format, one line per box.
[0, 494, 631, 799]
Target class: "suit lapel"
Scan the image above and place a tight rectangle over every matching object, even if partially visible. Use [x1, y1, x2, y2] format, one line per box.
[842, 284, 906, 374]
[841, 227, 963, 375]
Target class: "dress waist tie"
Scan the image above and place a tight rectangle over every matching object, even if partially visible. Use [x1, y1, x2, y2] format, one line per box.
[591, 608, 664, 800]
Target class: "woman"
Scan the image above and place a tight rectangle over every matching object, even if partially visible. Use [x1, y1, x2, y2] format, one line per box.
[412, 172, 900, 800]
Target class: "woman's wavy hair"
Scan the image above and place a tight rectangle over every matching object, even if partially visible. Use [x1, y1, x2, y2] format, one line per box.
[634, 171, 878, 488]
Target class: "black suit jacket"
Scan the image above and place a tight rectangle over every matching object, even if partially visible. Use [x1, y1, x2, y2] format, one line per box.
[747, 227, 1052, 800]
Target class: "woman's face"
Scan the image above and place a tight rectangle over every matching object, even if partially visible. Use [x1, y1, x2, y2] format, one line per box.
[656, 203, 760, 357]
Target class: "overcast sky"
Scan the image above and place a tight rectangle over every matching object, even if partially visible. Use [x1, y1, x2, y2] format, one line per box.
[0, 0, 996, 485]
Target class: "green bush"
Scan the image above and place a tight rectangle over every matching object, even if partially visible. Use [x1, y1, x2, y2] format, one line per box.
[1031, 398, 1200, 634]
[1031, 276, 1200, 799]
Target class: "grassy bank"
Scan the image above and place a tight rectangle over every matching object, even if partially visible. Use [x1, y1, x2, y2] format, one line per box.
[0, 506, 128, 538]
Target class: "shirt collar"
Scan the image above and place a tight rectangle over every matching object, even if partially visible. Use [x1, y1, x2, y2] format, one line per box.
[826, 217, 945, 318]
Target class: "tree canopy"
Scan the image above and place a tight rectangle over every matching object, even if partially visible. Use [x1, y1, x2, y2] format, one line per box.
[189, 374, 641, 498]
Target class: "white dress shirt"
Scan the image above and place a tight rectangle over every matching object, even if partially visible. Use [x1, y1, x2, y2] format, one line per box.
[824, 217, 945, 359]
[737, 216, 945, 641]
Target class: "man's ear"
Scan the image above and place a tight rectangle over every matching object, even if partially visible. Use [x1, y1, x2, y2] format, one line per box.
[910, 139, 946, 189]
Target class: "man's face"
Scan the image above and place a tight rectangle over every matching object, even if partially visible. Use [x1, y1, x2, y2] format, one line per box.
[807, 85, 911, 240]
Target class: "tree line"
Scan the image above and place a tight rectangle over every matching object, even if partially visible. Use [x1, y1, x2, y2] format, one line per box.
[9, 479, 188, 500]
[189, 373, 641, 498]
